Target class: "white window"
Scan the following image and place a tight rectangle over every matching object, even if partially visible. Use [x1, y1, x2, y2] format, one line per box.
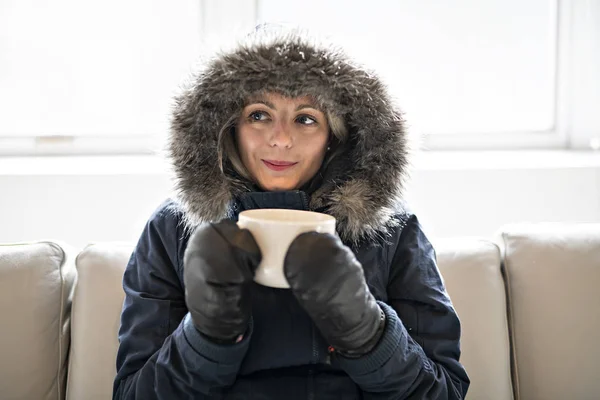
[1, 0, 598, 154]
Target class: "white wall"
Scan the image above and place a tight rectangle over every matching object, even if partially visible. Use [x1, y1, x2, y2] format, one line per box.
[1, 151, 598, 252]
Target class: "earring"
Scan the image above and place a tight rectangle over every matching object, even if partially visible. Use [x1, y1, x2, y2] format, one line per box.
[327, 146, 331, 151]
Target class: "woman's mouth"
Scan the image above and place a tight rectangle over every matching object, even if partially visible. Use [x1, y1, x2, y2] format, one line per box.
[262, 160, 298, 171]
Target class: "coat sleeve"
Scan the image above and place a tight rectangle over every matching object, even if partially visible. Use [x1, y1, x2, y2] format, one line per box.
[113, 201, 252, 400]
[333, 214, 470, 399]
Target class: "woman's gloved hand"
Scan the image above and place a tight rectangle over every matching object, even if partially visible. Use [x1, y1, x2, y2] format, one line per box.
[284, 232, 385, 358]
[183, 220, 261, 344]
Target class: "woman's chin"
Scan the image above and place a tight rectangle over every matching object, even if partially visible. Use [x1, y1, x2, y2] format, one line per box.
[258, 179, 300, 192]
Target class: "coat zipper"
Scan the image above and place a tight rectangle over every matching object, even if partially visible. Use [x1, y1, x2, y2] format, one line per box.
[311, 323, 319, 363]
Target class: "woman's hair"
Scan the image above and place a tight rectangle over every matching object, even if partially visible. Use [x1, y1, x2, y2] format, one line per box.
[217, 103, 349, 182]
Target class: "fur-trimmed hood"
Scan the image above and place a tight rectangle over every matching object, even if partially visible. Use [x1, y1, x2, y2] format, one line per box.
[168, 26, 414, 243]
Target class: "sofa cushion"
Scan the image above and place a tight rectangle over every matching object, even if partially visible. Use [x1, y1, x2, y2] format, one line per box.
[66, 243, 132, 400]
[0, 241, 76, 400]
[435, 238, 514, 400]
[497, 223, 600, 400]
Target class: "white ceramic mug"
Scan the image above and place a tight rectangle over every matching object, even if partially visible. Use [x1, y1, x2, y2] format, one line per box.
[237, 209, 336, 288]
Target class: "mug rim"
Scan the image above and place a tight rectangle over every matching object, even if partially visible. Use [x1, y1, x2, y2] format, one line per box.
[238, 209, 336, 225]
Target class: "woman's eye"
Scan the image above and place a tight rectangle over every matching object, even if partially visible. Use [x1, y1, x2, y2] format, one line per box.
[249, 111, 269, 121]
[296, 115, 317, 125]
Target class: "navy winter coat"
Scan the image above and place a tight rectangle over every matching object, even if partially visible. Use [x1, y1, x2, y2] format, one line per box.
[113, 192, 469, 399]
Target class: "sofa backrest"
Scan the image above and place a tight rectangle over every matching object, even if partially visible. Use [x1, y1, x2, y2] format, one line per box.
[0, 242, 76, 400]
[497, 223, 600, 400]
[5, 223, 598, 400]
[435, 238, 514, 400]
[65, 243, 131, 400]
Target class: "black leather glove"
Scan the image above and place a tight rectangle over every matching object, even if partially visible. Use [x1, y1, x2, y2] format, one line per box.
[183, 220, 261, 343]
[284, 232, 385, 357]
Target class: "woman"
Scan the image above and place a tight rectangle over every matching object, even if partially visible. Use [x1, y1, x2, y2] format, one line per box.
[113, 26, 470, 399]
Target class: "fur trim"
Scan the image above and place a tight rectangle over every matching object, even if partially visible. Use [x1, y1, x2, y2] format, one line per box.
[168, 26, 414, 244]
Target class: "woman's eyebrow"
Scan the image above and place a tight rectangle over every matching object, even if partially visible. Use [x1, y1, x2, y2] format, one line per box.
[295, 104, 319, 111]
[245, 100, 319, 112]
[248, 100, 276, 109]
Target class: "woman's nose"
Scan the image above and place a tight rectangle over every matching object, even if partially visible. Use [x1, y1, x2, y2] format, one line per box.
[268, 122, 293, 148]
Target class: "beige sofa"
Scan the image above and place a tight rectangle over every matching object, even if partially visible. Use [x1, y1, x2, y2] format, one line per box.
[1, 223, 599, 400]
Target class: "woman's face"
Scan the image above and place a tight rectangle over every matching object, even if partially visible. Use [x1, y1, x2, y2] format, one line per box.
[236, 92, 329, 191]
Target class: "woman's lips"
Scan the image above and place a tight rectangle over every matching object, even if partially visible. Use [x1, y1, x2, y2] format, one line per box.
[262, 160, 298, 171]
